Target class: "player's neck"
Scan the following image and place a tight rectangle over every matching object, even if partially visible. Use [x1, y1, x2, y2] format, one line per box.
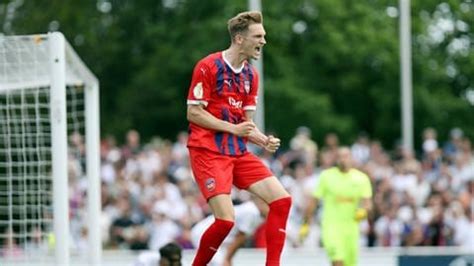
[223, 48, 246, 70]
[337, 166, 351, 173]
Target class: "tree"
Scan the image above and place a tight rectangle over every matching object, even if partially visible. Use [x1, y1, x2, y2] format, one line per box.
[2, 0, 472, 148]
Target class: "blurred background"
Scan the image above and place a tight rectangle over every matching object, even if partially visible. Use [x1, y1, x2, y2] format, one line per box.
[2, 0, 473, 145]
[1, 0, 473, 265]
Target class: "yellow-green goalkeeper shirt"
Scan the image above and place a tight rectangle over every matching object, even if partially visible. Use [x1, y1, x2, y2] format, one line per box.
[313, 167, 372, 228]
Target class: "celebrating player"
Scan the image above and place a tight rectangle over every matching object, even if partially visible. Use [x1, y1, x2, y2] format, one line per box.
[300, 147, 373, 266]
[186, 11, 292, 266]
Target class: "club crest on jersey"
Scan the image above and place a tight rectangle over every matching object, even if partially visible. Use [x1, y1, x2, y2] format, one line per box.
[193, 82, 203, 99]
[244, 81, 250, 94]
[205, 178, 216, 191]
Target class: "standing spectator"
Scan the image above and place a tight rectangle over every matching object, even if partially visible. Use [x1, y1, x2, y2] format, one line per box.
[122, 129, 142, 160]
[453, 207, 474, 249]
[351, 132, 371, 166]
[422, 127, 438, 157]
[374, 206, 404, 246]
[171, 131, 189, 168]
[443, 128, 464, 163]
[366, 152, 393, 181]
[407, 171, 431, 207]
[322, 133, 340, 166]
[450, 153, 474, 190]
[403, 222, 426, 247]
[110, 196, 139, 248]
[391, 162, 417, 195]
[148, 202, 181, 251]
[101, 135, 122, 184]
[289, 126, 318, 172]
[425, 205, 451, 246]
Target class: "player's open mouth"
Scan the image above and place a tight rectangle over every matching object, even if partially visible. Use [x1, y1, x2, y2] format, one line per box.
[255, 47, 261, 53]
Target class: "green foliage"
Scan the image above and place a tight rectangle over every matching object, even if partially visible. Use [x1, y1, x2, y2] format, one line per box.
[2, 0, 472, 147]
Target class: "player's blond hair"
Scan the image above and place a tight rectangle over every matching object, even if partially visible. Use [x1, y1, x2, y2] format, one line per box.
[227, 11, 263, 42]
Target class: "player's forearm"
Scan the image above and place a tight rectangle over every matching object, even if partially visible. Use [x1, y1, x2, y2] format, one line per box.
[248, 127, 268, 147]
[361, 198, 373, 213]
[187, 105, 235, 134]
[244, 111, 267, 146]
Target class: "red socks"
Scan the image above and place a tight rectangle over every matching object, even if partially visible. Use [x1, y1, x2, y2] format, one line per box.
[265, 197, 292, 266]
[192, 218, 234, 266]
[192, 197, 291, 266]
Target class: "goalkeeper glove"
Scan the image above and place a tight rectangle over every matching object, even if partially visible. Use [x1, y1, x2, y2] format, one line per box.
[298, 223, 310, 242]
[354, 208, 368, 222]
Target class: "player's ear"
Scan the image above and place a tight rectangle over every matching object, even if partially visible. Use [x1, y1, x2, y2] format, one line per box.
[235, 33, 245, 45]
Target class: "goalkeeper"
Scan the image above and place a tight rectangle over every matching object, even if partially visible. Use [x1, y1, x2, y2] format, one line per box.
[300, 147, 372, 266]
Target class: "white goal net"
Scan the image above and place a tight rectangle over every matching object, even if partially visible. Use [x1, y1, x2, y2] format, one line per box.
[0, 33, 101, 265]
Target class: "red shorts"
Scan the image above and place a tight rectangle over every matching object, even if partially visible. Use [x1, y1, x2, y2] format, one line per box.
[188, 147, 273, 200]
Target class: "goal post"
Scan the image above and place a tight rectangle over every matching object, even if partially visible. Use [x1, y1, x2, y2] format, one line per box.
[50, 31, 70, 266]
[0, 32, 101, 265]
[64, 33, 102, 266]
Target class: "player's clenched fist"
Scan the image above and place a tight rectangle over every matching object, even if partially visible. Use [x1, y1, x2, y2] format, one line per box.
[264, 135, 280, 153]
[232, 121, 256, 137]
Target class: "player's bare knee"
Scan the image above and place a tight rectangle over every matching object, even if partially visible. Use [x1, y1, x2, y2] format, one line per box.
[208, 194, 235, 221]
[210, 206, 235, 221]
[213, 213, 235, 222]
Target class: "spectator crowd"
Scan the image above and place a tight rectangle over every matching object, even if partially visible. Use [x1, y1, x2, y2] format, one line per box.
[4, 126, 473, 256]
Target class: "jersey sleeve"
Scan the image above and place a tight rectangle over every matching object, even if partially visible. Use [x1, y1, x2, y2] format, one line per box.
[243, 66, 259, 111]
[360, 172, 373, 199]
[187, 60, 212, 107]
[312, 171, 327, 199]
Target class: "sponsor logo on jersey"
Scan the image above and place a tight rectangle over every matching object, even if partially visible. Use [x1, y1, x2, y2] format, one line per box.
[336, 196, 356, 203]
[228, 97, 243, 109]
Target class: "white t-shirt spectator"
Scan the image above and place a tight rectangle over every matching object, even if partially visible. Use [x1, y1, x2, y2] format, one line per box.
[374, 215, 404, 246]
[138, 150, 162, 182]
[391, 173, 417, 193]
[148, 202, 181, 251]
[453, 216, 474, 249]
[423, 139, 438, 154]
[352, 143, 370, 165]
[407, 178, 431, 207]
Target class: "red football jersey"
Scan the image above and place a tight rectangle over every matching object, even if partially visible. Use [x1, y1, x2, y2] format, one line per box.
[187, 51, 259, 156]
